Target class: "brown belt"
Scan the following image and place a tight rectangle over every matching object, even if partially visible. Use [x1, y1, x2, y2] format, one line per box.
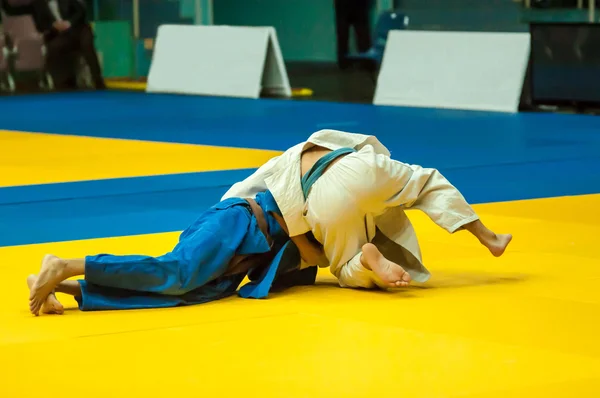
[246, 198, 272, 246]
[223, 198, 274, 276]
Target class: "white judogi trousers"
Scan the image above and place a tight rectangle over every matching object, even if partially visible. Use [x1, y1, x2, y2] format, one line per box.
[304, 144, 479, 288]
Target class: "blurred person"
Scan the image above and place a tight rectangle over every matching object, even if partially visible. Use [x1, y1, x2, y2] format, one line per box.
[30, 0, 105, 89]
[334, 0, 373, 69]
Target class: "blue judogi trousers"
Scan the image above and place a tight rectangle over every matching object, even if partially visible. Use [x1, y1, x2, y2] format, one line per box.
[76, 197, 277, 311]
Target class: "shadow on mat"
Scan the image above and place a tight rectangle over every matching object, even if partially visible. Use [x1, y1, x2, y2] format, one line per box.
[411, 271, 529, 290]
[51, 273, 529, 312]
[270, 271, 530, 299]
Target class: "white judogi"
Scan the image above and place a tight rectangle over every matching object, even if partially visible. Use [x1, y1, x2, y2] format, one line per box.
[222, 130, 479, 289]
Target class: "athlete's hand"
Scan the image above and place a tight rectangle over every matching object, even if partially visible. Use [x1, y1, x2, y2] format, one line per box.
[53, 20, 71, 31]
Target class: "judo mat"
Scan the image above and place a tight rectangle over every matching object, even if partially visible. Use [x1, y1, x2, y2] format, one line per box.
[1, 92, 599, 398]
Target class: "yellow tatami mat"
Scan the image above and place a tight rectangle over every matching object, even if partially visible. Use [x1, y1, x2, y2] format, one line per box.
[0, 130, 281, 187]
[1, 194, 599, 398]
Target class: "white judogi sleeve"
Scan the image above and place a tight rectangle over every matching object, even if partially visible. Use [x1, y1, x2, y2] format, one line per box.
[222, 155, 280, 200]
[365, 152, 480, 233]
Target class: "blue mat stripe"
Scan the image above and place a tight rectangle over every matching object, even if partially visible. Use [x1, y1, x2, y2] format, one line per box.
[0, 169, 254, 206]
[2, 92, 600, 153]
[0, 157, 598, 248]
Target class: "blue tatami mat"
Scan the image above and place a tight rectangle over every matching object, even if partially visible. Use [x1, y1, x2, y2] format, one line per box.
[1, 92, 599, 247]
[0, 156, 598, 247]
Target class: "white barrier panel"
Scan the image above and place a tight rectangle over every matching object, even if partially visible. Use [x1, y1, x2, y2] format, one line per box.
[147, 25, 291, 99]
[374, 31, 531, 113]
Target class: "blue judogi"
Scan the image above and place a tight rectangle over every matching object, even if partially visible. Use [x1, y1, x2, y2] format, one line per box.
[75, 148, 356, 311]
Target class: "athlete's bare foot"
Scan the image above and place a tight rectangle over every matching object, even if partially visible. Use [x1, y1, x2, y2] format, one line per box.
[26, 274, 64, 315]
[482, 233, 513, 257]
[463, 220, 512, 258]
[361, 243, 411, 288]
[29, 255, 69, 316]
